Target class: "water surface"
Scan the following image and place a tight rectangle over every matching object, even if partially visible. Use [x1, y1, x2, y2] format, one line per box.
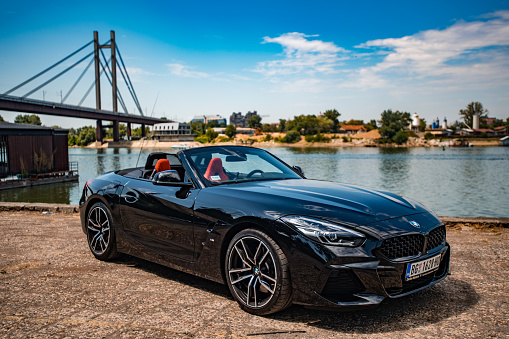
[1, 146, 508, 218]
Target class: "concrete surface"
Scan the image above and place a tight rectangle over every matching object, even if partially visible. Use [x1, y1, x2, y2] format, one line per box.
[0, 210, 508, 338]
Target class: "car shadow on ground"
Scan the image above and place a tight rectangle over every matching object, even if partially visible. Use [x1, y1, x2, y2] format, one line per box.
[113, 256, 479, 334]
[269, 278, 479, 334]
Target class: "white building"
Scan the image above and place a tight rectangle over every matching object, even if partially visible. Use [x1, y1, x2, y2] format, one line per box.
[151, 122, 194, 141]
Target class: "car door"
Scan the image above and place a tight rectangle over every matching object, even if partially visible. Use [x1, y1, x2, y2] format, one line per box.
[119, 177, 198, 261]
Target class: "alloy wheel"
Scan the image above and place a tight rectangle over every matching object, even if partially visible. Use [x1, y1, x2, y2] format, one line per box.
[227, 236, 278, 308]
[87, 205, 111, 256]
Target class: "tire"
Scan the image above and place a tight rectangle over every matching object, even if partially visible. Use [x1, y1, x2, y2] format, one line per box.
[86, 202, 119, 261]
[225, 229, 292, 315]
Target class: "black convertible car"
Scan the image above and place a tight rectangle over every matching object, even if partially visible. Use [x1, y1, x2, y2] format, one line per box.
[80, 145, 450, 315]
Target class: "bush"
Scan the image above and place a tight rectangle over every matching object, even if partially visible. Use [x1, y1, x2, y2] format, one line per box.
[342, 136, 349, 142]
[194, 135, 209, 143]
[392, 131, 409, 144]
[282, 130, 301, 143]
[217, 136, 230, 142]
[205, 127, 219, 141]
[305, 133, 330, 143]
[480, 132, 488, 138]
[225, 124, 237, 138]
[262, 134, 272, 142]
[424, 132, 434, 140]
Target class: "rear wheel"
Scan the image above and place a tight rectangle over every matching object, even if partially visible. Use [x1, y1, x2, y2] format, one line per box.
[225, 229, 292, 315]
[86, 202, 118, 261]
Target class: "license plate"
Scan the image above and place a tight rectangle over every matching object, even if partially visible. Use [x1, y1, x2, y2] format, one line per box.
[405, 254, 441, 281]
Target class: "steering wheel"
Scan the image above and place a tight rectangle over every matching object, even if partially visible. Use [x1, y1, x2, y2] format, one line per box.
[246, 169, 264, 178]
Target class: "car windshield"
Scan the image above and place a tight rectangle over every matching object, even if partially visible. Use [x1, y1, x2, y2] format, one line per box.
[183, 146, 302, 185]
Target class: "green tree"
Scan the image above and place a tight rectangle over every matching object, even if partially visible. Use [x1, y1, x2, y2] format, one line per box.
[225, 124, 237, 139]
[419, 118, 427, 132]
[70, 126, 96, 146]
[345, 119, 364, 125]
[323, 109, 341, 132]
[119, 124, 127, 138]
[459, 102, 488, 128]
[261, 123, 277, 133]
[190, 121, 205, 135]
[392, 131, 409, 144]
[365, 119, 377, 131]
[286, 115, 333, 135]
[205, 127, 219, 141]
[247, 115, 262, 129]
[131, 126, 150, 138]
[379, 109, 411, 141]
[282, 130, 301, 143]
[14, 114, 42, 125]
[206, 120, 220, 129]
[278, 119, 287, 132]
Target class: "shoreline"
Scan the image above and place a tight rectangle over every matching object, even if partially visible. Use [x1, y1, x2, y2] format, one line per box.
[1, 202, 507, 228]
[74, 138, 502, 149]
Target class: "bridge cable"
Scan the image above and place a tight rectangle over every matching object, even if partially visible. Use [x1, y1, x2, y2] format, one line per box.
[78, 56, 111, 107]
[22, 51, 94, 99]
[99, 50, 129, 114]
[115, 59, 141, 115]
[115, 46, 143, 116]
[115, 46, 144, 116]
[4, 40, 93, 95]
[62, 56, 95, 103]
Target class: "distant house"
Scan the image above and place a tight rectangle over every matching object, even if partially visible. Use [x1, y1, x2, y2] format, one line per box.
[494, 126, 509, 136]
[191, 115, 227, 125]
[473, 128, 495, 136]
[151, 122, 194, 141]
[229, 111, 258, 127]
[339, 125, 367, 135]
[213, 127, 255, 136]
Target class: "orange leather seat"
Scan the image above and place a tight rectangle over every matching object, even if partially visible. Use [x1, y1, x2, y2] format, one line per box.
[154, 159, 171, 173]
[150, 158, 171, 179]
[204, 157, 228, 181]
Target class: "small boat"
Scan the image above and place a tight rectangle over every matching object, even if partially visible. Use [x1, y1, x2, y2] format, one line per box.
[171, 144, 190, 151]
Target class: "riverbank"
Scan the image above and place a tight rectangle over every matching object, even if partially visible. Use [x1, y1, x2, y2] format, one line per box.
[1, 202, 507, 228]
[0, 209, 507, 338]
[80, 136, 502, 149]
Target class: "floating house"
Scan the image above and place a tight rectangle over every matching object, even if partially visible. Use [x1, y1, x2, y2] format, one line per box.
[0, 121, 77, 188]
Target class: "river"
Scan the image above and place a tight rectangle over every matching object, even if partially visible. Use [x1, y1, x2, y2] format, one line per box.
[1, 146, 508, 218]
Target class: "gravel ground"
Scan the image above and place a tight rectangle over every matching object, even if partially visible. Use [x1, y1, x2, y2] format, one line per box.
[0, 211, 507, 338]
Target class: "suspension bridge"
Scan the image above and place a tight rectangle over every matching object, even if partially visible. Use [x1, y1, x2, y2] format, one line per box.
[0, 31, 163, 142]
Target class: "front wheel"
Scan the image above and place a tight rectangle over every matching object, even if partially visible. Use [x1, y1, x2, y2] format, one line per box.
[86, 202, 119, 261]
[225, 229, 292, 315]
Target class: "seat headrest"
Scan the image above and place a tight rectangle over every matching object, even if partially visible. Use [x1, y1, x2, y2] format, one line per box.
[154, 159, 171, 173]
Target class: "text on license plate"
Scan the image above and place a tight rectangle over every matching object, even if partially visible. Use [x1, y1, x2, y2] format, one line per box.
[405, 254, 441, 281]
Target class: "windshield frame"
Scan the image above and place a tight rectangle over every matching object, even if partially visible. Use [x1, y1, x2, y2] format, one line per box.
[180, 146, 303, 188]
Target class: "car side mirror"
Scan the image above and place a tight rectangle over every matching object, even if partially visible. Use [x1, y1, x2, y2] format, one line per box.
[293, 166, 305, 178]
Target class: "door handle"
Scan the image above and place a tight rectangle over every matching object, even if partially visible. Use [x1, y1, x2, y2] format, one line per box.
[124, 191, 139, 203]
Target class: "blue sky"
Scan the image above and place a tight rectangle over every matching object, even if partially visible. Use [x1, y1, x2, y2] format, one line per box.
[1, 0, 508, 128]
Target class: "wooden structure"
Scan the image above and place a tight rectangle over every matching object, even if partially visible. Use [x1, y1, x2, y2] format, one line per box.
[0, 121, 69, 178]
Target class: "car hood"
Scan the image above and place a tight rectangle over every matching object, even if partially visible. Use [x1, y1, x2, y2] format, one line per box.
[202, 179, 441, 237]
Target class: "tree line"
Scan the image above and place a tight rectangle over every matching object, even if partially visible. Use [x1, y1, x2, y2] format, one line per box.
[2, 101, 508, 146]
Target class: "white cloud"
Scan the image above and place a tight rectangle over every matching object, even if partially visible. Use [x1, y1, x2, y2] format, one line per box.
[352, 10, 509, 88]
[126, 67, 154, 76]
[167, 63, 211, 78]
[254, 32, 348, 76]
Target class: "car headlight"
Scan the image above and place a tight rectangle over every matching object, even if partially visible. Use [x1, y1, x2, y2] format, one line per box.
[280, 215, 365, 247]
